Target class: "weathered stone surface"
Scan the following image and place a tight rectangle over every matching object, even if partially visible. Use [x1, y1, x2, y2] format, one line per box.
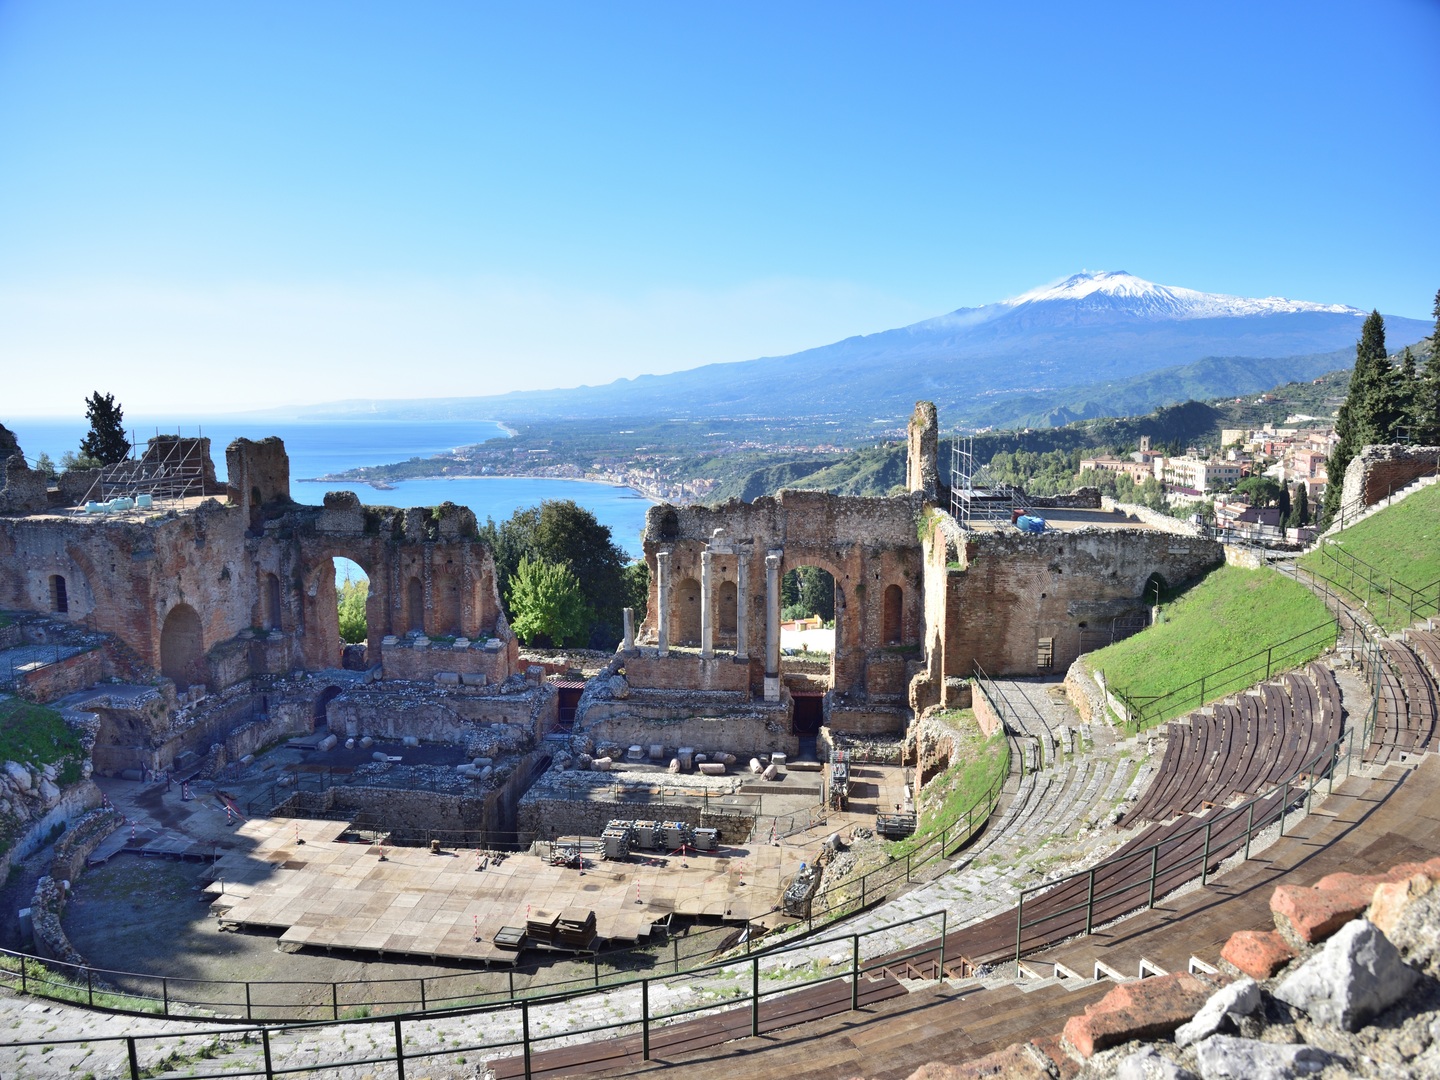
[1115, 1046, 1196, 1080]
[1368, 872, 1435, 938]
[1221, 930, 1295, 980]
[1271, 881, 1375, 945]
[1379, 879, 1440, 979]
[1192, 1035, 1327, 1079]
[606, 674, 629, 699]
[1275, 918, 1421, 1031]
[5, 761, 33, 793]
[903, 1043, 1051, 1079]
[1062, 972, 1212, 1058]
[1175, 978, 1261, 1048]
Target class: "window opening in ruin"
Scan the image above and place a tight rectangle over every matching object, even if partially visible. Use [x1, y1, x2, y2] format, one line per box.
[160, 603, 205, 689]
[407, 576, 424, 634]
[674, 576, 701, 643]
[883, 583, 903, 644]
[313, 685, 342, 733]
[780, 563, 837, 682]
[49, 574, 68, 614]
[717, 579, 738, 637]
[264, 573, 281, 630]
[335, 558, 369, 646]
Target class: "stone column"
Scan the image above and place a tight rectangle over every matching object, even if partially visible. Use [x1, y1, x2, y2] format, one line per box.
[700, 550, 714, 659]
[656, 551, 671, 657]
[735, 547, 750, 660]
[764, 551, 782, 702]
[622, 607, 634, 651]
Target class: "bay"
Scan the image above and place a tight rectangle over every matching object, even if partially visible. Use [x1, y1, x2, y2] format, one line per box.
[5, 416, 653, 557]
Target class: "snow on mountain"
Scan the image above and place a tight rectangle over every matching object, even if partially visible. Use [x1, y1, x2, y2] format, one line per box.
[1003, 270, 1362, 320]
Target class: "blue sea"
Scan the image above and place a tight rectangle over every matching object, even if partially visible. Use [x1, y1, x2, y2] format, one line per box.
[7, 416, 653, 557]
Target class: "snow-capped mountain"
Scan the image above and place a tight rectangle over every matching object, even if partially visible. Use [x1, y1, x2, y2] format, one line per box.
[1004, 270, 1361, 319]
[315, 272, 1433, 433]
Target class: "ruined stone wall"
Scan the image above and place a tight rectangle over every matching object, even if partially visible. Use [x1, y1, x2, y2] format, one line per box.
[516, 796, 753, 846]
[944, 528, 1222, 677]
[572, 704, 797, 758]
[638, 489, 925, 699]
[327, 685, 548, 743]
[16, 648, 102, 704]
[380, 640, 519, 685]
[1340, 444, 1440, 512]
[906, 401, 939, 499]
[621, 653, 752, 693]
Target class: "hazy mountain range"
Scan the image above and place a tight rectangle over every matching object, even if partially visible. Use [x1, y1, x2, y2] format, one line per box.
[280, 271, 1434, 434]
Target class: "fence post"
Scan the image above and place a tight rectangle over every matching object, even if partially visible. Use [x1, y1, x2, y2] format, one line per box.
[127, 1036, 140, 1080]
[261, 1028, 273, 1080]
[1279, 779, 1289, 837]
[86, 966, 93, 1007]
[245, 980, 252, 1020]
[1265, 646, 1273, 679]
[419, 977, 426, 1013]
[1244, 801, 1255, 861]
[1085, 867, 1095, 935]
[939, 909, 947, 982]
[522, 998, 532, 1080]
[1014, 890, 1024, 964]
[331, 981, 338, 1020]
[162, 976, 169, 1017]
[851, 934, 860, 1010]
[751, 956, 760, 1037]
[642, 978, 651, 1060]
[1201, 820, 1212, 887]
[19, 954, 25, 995]
[1148, 845, 1159, 908]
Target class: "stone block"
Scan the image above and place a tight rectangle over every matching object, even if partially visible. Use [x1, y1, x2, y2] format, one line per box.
[317, 734, 338, 751]
[902, 1043, 1052, 1079]
[434, 672, 461, 685]
[1191, 1035, 1327, 1079]
[1114, 1046, 1193, 1080]
[1274, 918, 1420, 1031]
[461, 672, 488, 687]
[627, 745, 644, 762]
[677, 747, 694, 769]
[1367, 872, 1435, 937]
[699, 761, 726, 775]
[593, 757, 612, 772]
[648, 744, 665, 761]
[1174, 978, 1260, 1047]
[1220, 930, 1295, 980]
[668, 758, 680, 774]
[1061, 972, 1211, 1058]
[749, 757, 763, 773]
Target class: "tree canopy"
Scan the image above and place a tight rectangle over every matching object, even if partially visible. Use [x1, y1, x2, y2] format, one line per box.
[79, 392, 131, 465]
[507, 556, 592, 648]
[781, 565, 835, 622]
[480, 499, 634, 649]
[1324, 311, 1395, 523]
[1234, 475, 1282, 507]
[337, 576, 368, 644]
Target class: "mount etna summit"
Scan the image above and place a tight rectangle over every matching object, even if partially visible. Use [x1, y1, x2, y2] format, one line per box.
[309, 272, 1434, 432]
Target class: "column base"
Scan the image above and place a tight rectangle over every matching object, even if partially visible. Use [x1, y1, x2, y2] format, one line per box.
[764, 676, 781, 703]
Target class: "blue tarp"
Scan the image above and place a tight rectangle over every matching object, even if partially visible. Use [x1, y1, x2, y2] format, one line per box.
[1015, 515, 1047, 534]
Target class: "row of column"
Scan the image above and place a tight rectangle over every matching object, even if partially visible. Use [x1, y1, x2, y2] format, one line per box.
[652, 547, 783, 702]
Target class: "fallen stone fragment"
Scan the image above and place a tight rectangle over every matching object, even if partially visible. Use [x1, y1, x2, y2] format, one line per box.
[1192, 1034, 1327, 1079]
[1368, 872, 1434, 937]
[1116, 1045, 1196, 1080]
[902, 1043, 1052, 1079]
[1174, 977, 1261, 1047]
[1377, 879, 1440, 979]
[1221, 930, 1295, 980]
[1062, 972, 1212, 1058]
[1274, 918, 1420, 1031]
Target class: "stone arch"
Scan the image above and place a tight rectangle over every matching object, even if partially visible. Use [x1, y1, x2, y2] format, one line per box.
[160, 603, 206, 689]
[313, 685, 343, 731]
[1142, 572, 1167, 606]
[717, 579, 738, 636]
[779, 554, 848, 689]
[674, 576, 701, 644]
[263, 573, 282, 630]
[297, 548, 380, 671]
[407, 576, 424, 633]
[883, 583, 903, 644]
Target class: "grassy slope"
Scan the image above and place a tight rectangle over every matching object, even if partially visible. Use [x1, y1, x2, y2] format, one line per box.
[1085, 566, 1333, 724]
[1298, 483, 1440, 631]
[889, 712, 1008, 857]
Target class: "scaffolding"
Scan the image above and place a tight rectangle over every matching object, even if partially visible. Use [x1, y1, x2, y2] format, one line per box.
[949, 435, 1031, 529]
[80, 432, 214, 510]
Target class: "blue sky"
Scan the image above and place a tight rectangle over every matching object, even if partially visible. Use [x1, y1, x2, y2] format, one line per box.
[1, 1, 1437, 416]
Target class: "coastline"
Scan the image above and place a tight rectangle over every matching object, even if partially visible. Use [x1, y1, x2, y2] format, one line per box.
[298, 472, 661, 501]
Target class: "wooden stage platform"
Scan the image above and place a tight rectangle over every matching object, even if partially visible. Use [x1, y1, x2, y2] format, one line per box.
[205, 817, 797, 965]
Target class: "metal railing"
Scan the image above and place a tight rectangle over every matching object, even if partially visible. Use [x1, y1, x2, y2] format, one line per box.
[0, 642, 95, 689]
[0, 907, 954, 1080]
[1011, 720, 1362, 965]
[972, 663, 1053, 768]
[1304, 542, 1440, 630]
[1107, 616, 1340, 732]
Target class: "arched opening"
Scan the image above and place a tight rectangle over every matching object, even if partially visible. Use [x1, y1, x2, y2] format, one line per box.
[674, 576, 701, 644]
[49, 574, 68, 614]
[780, 562, 839, 738]
[160, 603, 205, 689]
[313, 685, 343, 733]
[717, 580, 738, 637]
[335, 558, 369, 646]
[781, 566, 835, 625]
[1142, 572, 1168, 607]
[883, 583, 903, 644]
[264, 573, 282, 630]
[407, 576, 424, 634]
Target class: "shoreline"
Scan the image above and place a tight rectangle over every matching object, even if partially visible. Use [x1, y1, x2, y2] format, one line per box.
[296, 473, 660, 501]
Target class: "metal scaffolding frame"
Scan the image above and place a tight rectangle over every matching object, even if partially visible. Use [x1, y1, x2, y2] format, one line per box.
[80, 430, 213, 508]
[949, 435, 1031, 529]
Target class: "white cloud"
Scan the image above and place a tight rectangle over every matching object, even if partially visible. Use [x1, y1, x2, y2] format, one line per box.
[0, 275, 933, 415]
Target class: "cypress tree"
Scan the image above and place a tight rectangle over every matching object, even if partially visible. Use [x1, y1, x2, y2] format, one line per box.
[1396, 346, 1418, 437]
[79, 392, 131, 465]
[1290, 482, 1309, 528]
[1416, 289, 1440, 445]
[1323, 311, 1391, 523]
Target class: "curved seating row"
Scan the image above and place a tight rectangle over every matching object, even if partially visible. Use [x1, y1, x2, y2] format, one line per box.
[1365, 638, 1439, 765]
[1119, 665, 1339, 828]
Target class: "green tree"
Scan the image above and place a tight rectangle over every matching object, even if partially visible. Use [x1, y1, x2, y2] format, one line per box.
[1288, 482, 1309, 529]
[1415, 289, 1440, 444]
[621, 560, 650, 627]
[32, 452, 57, 479]
[1396, 347, 1419, 434]
[337, 576, 368, 644]
[781, 566, 834, 622]
[507, 556, 592, 648]
[1324, 311, 1395, 522]
[1234, 475, 1283, 507]
[79, 392, 131, 465]
[478, 499, 631, 649]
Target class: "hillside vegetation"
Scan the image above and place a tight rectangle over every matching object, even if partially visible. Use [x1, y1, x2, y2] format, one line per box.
[1298, 483, 1440, 631]
[1085, 566, 1333, 727]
